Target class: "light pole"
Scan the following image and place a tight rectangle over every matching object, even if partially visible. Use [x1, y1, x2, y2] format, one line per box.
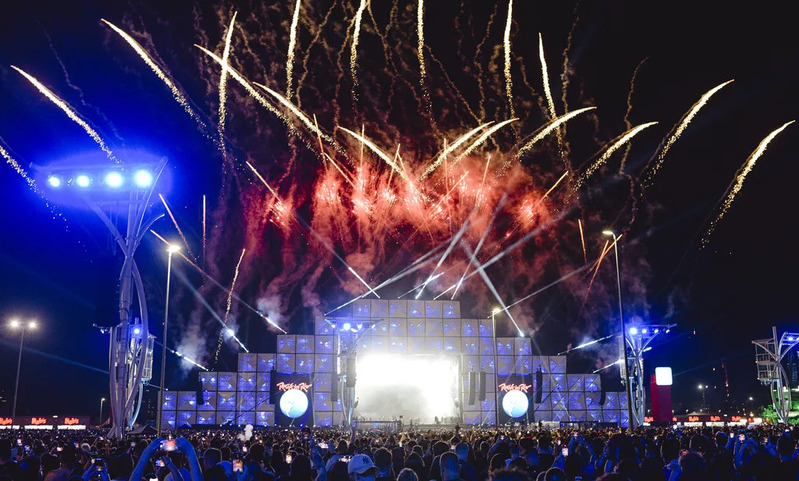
[9, 319, 37, 420]
[491, 307, 501, 426]
[99, 397, 106, 424]
[602, 230, 634, 430]
[698, 384, 707, 413]
[157, 244, 181, 436]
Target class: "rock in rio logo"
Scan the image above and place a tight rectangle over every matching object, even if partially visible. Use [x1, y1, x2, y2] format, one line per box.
[498, 383, 531, 393]
[277, 382, 311, 392]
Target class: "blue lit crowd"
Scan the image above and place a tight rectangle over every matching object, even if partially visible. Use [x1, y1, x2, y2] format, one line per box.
[1, 425, 799, 481]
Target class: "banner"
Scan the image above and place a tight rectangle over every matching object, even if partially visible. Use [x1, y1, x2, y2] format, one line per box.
[270, 371, 314, 428]
[497, 374, 534, 425]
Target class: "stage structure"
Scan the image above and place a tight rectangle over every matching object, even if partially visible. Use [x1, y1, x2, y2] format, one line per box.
[753, 327, 799, 424]
[162, 300, 630, 428]
[623, 323, 675, 428]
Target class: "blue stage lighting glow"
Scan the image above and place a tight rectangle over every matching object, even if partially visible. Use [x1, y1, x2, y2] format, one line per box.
[75, 174, 91, 188]
[342, 322, 351, 331]
[105, 172, 124, 188]
[225, 328, 235, 337]
[629, 327, 638, 335]
[133, 169, 153, 188]
[789, 336, 795, 342]
[132, 327, 141, 335]
[356, 323, 363, 330]
[47, 176, 62, 188]
[642, 328, 648, 334]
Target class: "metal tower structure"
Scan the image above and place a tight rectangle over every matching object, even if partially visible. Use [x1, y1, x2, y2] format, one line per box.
[623, 323, 675, 428]
[753, 327, 799, 424]
[41, 159, 166, 438]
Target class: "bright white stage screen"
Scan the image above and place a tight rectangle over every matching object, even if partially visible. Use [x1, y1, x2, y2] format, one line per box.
[355, 353, 459, 423]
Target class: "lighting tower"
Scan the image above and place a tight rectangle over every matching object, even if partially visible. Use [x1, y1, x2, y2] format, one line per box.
[40, 158, 166, 438]
[752, 327, 799, 424]
[624, 322, 675, 428]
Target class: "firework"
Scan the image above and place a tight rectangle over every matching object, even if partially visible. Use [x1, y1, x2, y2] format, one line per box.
[578, 219, 587, 263]
[643, 79, 734, 186]
[158, 194, 196, 260]
[576, 122, 658, 190]
[701, 120, 794, 246]
[253, 83, 334, 144]
[1, 142, 37, 192]
[503, 0, 514, 118]
[11, 66, 117, 163]
[417, 0, 426, 82]
[101, 19, 200, 122]
[420, 122, 492, 179]
[213, 248, 247, 367]
[350, 0, 368, 85]
[453, 119, 518, 166]
[286, 0, 302, 100]
[217, 11, 238, 153]
[516, 107, 595, 158]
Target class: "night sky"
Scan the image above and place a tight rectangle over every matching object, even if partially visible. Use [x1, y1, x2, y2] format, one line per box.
[0, 0, 797, 421]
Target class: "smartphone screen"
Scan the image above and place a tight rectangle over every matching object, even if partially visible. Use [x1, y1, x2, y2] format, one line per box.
[729, 433, 734, 439]
[561, 447, 568, 457]
[285, 454, 293, 464]
[739, 434, 745, 442]
[163, 439, 178, 452]
[233, 460, 243, 473]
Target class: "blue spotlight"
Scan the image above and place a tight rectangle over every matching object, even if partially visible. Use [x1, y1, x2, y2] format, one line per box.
[356, 323, 363, 330]
[133, 169, 153, 188]
[225, 328, 235, 337]
[132, 327, 141, 336]
[105, 172, 124, 188]
[342, 322, 351, 331]
[47, 175, 62, 188]
[629, 327, 638, 336]
[75, 174, 91, 188]
[642, 328, 648, 334]
[789, 336, 795, 342]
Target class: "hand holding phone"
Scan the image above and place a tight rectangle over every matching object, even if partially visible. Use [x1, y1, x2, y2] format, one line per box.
[561, 447, 568, 457]
[285, 453, 293, 464]
[162, 439, 178, 452]
[233, 459, 244, 473]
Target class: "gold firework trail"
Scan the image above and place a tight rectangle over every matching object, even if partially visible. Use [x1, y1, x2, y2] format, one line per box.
[158, 194, 196, 260]
[503, 0, 515, 118]
[538, 34, 558, 122]
[578, 219, 587, 264]
[453, 118, 518, 166]
[577, 121, 658, 189]
[350, 0, 368, 84]
[195, 45, 284, 120]
[253, 83, 335, 145]
[619, 58, 648, 173]
[1, 142, 37, 192]
[644, 79, 734, 186]
[11, 66, 117, 163]
[421, 122, 492, 179]
[213, 248, 247, 366]
[338, 127, 411, 183]
[217, 12, 238, 151]
[417, 0, 426, 82]
[286, 0, 302, 99]
[702, 120, 794, 247]
[101, 19, 199, 122]
[517, 107, 596, 158]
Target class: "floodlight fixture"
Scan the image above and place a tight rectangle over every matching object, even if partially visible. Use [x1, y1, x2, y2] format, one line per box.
[47, 176, 62, 188]
[104, 172, 124, 188]
[75, 174, 91, 188]
[133, 169, 153, 188]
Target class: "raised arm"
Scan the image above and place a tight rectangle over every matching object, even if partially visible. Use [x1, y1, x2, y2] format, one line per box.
[129, 438, 163, 481]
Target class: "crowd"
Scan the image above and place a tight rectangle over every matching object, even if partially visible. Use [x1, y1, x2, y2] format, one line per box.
[1, 425, 799, 481]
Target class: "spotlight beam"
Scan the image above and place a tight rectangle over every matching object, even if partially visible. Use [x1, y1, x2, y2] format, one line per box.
[151, 230, 287, 333]
[153, 339, 209, 371]
[173, 268, 249, 352]
[416, 216, 471, 299]
[558, 333, 619, 355]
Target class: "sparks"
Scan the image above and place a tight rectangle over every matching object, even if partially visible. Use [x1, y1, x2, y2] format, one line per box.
[350, 0, 368, 86]
[101, 19, 200, 122]
[503, 0, 514, 117]
[11, 66, 117, 163]
[217, 12, 238, 153]
[417, 0, 426, 83]
[702, 120, 794, 247]
[577, 122, 658, 189]
[644, 79, 734, 186]
[286, 0, 302, 100]
[517, 107, 596, 158]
